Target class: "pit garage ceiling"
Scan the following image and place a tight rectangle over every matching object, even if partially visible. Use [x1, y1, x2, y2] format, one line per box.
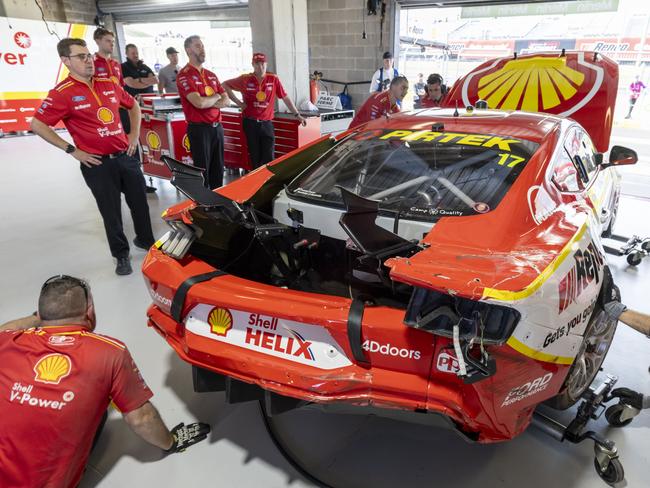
[97, 0, 249, 22]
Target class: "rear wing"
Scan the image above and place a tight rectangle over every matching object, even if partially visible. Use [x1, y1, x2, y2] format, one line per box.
[443, 51, 618, 152]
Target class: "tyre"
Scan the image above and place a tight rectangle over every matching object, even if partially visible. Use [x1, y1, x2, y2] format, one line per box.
[626, 252, 642, 266]
[641, 240, 650, 252]
[594, 457, 625, 485]
[605, 404, 634, 427]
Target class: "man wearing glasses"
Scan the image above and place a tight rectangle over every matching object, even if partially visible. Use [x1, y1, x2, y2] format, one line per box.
[0, 275, 210, 487]
[30, 38, 155, 276]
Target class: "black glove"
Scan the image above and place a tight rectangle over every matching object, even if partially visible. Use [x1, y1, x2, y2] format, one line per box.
[611, 387, 644, 410]
[603, 301, 627, 321]
[165, 422, 211, 453]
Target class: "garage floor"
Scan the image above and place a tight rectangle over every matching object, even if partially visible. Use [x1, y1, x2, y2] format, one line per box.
[1, 134, 648, 488]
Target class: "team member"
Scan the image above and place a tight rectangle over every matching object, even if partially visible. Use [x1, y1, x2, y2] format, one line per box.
[158, 46, 180, 94]
[177, 35, 231, 189]
[626, 75, 646, 119]
[0, 275, 210, 487]
[92, 27, 123, 85]
[419, 73, 446, 108]
[350, 76, 408, 128]
[30, 38, 155, 276]
[223, 52, 306, 169]
[369, 51, 398, 93]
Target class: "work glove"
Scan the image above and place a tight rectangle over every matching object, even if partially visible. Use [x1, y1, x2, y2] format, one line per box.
[603, 301, 627, 321]
[164, 422, 211, 454]
[611, 387, 648, 410]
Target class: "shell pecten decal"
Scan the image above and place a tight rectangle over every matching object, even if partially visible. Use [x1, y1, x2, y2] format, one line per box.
[146, 130, 161, 151]
[208, 307, 233, 336]
[478, 57, 585, 112]
[34, 353, 72, 384]
[97, 107, 115, 124]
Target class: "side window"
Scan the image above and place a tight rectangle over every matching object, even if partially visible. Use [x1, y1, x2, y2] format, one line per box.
[552, 148, 583, 192]
[563, 126, 598, 186]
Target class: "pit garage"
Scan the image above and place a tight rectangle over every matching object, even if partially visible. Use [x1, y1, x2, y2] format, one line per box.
[0, 0, 649, 487]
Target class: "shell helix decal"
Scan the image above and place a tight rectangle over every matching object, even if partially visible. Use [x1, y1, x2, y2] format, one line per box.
[146, 130, 162, 151]
[33, 353, 72, 384]
[185, 304, 352, 370]
[96, 107, 114, 124]
[478, 57, 585, 112]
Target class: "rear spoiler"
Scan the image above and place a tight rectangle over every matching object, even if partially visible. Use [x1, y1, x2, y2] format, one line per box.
[443, 51, 618, 152]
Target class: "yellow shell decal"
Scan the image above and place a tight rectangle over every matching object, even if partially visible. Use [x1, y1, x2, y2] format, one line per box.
[256, 91, 267, 102]
[208, 307, 233, 337]
[34, 353, 72, 384]
[477, 57, 585, 112]
[182, 133, 191, 152]
[146, 130, 161, 151]
[204, 86, 215, 96]
[97, 107, 115, 124]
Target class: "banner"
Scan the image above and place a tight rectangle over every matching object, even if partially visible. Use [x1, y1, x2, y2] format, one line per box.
[0, 17, 93, 132]
[461, 0, 619, 19]
[514, 39, 577, 55]
[575, 37, 650, 62]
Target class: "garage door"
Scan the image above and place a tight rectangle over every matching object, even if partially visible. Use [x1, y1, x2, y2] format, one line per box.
[98, 0, 249, 23]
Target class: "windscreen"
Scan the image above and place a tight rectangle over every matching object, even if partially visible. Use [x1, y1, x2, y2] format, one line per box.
[287, 128, 540, 222]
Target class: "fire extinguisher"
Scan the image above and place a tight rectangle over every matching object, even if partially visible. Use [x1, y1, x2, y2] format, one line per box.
[310, 71, 323, 103]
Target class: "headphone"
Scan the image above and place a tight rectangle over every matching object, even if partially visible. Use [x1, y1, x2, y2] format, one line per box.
[427, 73, 448, 96]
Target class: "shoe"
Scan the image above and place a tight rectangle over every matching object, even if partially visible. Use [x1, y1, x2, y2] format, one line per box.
[133, 237, 154, 250]
[145, 185, 157, 193]
[115, 257, 133, 276]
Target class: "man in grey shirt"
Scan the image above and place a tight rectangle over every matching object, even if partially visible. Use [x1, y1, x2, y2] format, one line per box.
[158, 47, 180, 94]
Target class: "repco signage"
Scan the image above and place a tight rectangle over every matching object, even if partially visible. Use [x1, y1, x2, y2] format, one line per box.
[1, 31, 30, 66]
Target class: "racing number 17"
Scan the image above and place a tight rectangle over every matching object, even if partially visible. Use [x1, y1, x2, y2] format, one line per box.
[496, 153, 525, 168]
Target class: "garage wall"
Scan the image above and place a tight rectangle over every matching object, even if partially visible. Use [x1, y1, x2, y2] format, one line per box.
[307, 0, 396, 109]
[0, 0, 97, 24]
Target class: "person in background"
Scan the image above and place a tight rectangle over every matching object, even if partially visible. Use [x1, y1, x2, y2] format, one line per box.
[419, 73, 446, 108]
[158, 47, 180, 94]
[626, 75, 646, 119]
[92, 27, 122, 86]
[369, 51, 399, 93]
[223, 52, 306, 169]
[0, 275, 210, 487]
[413, 73, 426, 107]
[350, 76, 409, 128]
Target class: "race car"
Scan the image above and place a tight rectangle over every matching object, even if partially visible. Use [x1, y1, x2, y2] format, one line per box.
[142, 51, 637, 443]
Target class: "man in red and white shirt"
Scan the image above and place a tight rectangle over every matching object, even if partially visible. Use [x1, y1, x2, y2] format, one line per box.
[350, 76, 409, 129]
[0, 275, 210, 488]
[177, 35, 231, 189]
[31, 38, 154, 276]
[92, 27, 123, 86]
[223, 53, 306, 169]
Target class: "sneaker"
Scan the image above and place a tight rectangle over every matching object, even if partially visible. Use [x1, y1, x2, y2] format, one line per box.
[115, 257, 133, 276]
[133, 237, 154, 250]
[145, 185, 157, 193]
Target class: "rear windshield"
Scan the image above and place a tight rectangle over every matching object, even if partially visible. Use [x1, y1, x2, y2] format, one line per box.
[287, 128, 540, 222]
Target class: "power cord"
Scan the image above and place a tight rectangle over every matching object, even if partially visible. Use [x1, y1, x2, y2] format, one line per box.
[34, 0, 59, 40]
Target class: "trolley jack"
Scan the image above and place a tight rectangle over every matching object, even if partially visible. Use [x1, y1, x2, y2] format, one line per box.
[602, 234, 650, 266]
[532, 375, 642, 485]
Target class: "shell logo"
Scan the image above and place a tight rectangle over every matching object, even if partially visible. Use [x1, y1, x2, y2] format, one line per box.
[146, 130, 161, 151]
[477, 57, 585, 112]
[97, 107, 114, 124]
[34, 353, 72, 384]
[182, 133, 191, 152]
[208, 307, 233, 336]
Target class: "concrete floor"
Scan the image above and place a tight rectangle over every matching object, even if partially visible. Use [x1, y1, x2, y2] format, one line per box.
[0, 133, 648, 488]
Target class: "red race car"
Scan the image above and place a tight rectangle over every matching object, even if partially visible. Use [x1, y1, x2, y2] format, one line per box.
[142, 52, 637, 446]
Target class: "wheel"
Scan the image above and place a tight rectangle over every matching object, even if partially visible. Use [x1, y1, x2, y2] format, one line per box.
[626, 252, 642, 266]
[641, 240, 650, 252]
[594, 457, 625, 485]
[605, 404, 634, 427]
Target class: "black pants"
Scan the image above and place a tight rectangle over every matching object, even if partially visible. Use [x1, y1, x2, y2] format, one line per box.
[187, 122, 224, 189]
[242, 118, 275, 169]
[80, 153, 155, 259]
[119, 108, 140, 161]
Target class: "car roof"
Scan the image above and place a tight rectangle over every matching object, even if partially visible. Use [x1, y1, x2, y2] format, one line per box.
[369, 108, 564, 145]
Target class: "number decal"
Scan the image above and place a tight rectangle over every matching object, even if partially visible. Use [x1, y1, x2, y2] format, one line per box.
[496, 153, 526, 168]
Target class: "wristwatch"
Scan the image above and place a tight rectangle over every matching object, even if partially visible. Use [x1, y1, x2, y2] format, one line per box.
[64, 144, 76, 154]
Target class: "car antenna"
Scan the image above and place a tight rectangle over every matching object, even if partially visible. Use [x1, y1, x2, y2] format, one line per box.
[453, 101, 459, 117]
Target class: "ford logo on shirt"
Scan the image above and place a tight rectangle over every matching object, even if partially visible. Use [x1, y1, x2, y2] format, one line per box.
[71, 96, 86, 102]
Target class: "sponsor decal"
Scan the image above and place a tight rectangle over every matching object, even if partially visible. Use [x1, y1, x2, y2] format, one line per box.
[14, 31, 31, 49]
[97, 107, 115, 124]
[0, 108, 16, 113]
[185, 305, 352, 370]
[97, 127, 123, 137]
[96, 66, 106, 72]
[502, 373, 553, 406]
[208, 307, 233, 336]
[48, 335, 76, 346]
[109, 96, 118, 104]
[149, 288, 171, 308]
[436, 351, 460, 373]
[71, 95, 86, 102]
[74, 103, 91, 110]
[146, 130, 161, 151]
[182, 133, 191, 152]
[362, 340, 421, 360]
[33, 353, 72, 384]
[9, 382, 73, 410]
[558, 241, 605, 313]
[102, 90, 115, 96]
[544, 299, 596, 348]
[376, 129, 523, 152]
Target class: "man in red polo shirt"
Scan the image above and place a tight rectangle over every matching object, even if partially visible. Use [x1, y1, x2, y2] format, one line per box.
[0, 275, 210, 488]
[31, 38, 155, 276]
[419, 73, 446, 109]
[223, 53, 306, 169]
[92, 27, 123, 86]
[177, 35, 231, 189]
[350, 76, 409, 129]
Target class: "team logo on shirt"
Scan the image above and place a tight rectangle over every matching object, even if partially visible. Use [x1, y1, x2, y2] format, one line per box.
[204, 86, 215, 96]
[97, 107, 114, 124]
[182, 134, 191, 152]
[71, 95, 86, 102]
[208, 307, 233, 336]
[48, 335, 76, 346]
[256, 91, 267, 101]
[34, 353, 72, 384]
[146, 130, 161, 151]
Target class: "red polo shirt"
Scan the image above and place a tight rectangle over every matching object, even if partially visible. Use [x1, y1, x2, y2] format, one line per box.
[419, 93, 442, 108]
[0, 325, 153, 488]
[224, 72, 287, 120]
[93, 53, 124, 86]
[350, 91, 400, 128]
[177, 64, 226, 124]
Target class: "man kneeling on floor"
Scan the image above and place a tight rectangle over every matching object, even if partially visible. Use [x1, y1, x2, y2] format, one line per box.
[0, 275, 210, 487]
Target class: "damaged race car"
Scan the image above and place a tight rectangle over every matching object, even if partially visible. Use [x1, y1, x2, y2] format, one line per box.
[142, 52, 638, 450]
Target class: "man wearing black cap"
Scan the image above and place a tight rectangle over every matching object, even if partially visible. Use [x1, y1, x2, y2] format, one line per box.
[369, 51, 399, 93]
[158, 47, 180, 94]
